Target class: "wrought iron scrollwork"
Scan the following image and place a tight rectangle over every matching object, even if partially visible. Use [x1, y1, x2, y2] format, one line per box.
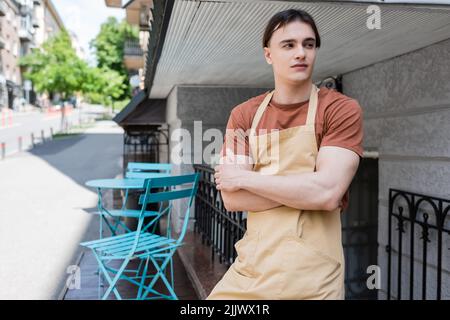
[388, 189, 450, 300]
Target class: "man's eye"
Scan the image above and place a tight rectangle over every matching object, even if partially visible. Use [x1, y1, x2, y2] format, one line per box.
[284, 43, 293, 48]
[305, 43, 315, 48]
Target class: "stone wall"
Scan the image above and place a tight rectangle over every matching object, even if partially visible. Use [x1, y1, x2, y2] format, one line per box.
[342, 38, 450, 299]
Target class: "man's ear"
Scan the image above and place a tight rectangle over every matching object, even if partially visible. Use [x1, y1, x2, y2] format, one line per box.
[263, 47, 272, 65]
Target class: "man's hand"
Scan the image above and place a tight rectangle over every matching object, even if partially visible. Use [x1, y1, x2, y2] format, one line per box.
[214, 149, 281, 212]
[214, 148, 253, 192]
[214, 163, 250, 192]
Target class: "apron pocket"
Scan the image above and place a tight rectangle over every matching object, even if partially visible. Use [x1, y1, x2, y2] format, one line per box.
[278, 236, 342, 299]
[233, 231, 259, 279]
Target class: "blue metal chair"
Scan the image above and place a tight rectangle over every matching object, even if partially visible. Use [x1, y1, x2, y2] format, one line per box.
[89, 163, 173, 298]
[80, 173, 199, 300]
[125, 162, 172, 179]
[94, 163, 173, 237]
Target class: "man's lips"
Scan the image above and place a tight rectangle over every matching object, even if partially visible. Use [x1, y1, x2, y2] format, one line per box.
[291, 63, 308, 68]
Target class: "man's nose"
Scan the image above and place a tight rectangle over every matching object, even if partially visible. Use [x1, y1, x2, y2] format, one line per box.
[294, 44, 306, 59]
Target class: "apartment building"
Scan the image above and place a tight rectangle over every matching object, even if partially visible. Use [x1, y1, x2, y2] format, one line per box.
[0, 0, 66, 109]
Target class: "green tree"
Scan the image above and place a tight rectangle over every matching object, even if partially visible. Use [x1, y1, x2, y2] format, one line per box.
[19, 30, 87, 100]
[82, 67, 127, 106]
[90, 17, 139, 100]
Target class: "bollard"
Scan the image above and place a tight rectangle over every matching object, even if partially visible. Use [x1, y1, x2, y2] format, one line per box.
[18, 136, 22, 152]
[50, 127, 54, 139]
[1, 142, 5, 160]
[31, 133, 35, 147]
[41, 130, 45, 143]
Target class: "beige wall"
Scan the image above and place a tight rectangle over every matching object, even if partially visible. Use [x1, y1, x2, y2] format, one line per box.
[43, 0, 63, 41]
[33, 0, 64, 47]
[1, 0, 22, 85]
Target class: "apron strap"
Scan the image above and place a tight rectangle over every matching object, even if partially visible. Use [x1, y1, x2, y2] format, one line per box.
[250, 90, 274, 134]
[305, 85, 319, 126]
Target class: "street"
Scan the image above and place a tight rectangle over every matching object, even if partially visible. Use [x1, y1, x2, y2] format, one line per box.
[0, 105, 102, 157]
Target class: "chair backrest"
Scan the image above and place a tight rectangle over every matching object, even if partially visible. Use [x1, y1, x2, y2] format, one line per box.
[126, 172, 170, 179]
[125, 162, 172, 179]
[137, 173, 199, 245]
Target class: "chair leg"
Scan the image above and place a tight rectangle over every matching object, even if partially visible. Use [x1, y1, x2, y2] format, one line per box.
[136, 257, 150, 300]
[141, 250, 178, 300]
[93, 251, 128, 300]
[154, 256, 178, 300]
[169, 255, 174, 291]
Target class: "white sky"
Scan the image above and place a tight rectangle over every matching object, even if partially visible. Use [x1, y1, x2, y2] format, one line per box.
[52, 0, 125, 65]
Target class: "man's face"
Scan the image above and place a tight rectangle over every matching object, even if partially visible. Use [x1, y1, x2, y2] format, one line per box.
[264, 20, 317, 84]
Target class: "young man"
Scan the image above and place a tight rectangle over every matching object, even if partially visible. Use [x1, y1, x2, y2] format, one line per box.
[207, 9, 363, 300]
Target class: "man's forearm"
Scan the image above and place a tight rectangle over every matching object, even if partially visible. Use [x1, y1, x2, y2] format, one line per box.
[240, 171, 337, 211]
[221, 189, 282, 212]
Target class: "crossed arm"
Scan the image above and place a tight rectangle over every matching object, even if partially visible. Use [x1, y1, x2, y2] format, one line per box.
[215, 146, 360, 212]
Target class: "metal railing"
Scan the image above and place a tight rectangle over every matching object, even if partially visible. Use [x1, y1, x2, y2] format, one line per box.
[193, 164, 246, 265]
[124, 39, 144, 57]
[388, 189, 450, 300]
[123, 129, 169, 169]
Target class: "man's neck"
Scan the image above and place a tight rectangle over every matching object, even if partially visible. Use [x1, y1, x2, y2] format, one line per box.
[272, 80, 313, 106]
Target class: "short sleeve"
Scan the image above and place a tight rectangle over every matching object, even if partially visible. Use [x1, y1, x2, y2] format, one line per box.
[321, 98, 364, 157]
[221, 107, 251, 157]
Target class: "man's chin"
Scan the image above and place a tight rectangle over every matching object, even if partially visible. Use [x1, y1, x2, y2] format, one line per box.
[288, 75, 311, 84]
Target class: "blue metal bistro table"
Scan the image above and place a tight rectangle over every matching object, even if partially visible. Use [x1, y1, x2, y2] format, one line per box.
[86, 175, 169, 237]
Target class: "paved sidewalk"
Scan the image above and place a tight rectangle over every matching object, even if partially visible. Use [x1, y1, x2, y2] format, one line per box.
[0, 121, 124, 299]
[63, 249, 198, 300]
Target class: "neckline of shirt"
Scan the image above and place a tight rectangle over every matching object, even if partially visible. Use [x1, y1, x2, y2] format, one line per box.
[269, 98, 309, 110]
[267, 88, 322, 110]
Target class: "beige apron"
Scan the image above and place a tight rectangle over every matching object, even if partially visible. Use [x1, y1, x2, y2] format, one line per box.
[207, 85, 345, 300]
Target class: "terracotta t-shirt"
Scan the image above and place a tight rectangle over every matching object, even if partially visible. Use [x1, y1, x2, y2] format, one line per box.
[222, 87, 364, 212]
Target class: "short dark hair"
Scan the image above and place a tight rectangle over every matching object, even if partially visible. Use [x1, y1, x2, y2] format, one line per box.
[262, 9, 321, 49]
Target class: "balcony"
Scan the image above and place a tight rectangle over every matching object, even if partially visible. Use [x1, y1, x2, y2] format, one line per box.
[125, 1, 154, 30]
[104, 0, 122, 8]
[19, 17, 33, 42]
[123, 39, 144, 70]
[139, 6, 152, 31]
[0, 0, 6, 17]
[19, 28, 33, 42]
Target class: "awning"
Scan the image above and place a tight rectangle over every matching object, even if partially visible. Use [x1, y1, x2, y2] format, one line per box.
[147, 0, 450, 98]
[113, 90, 166, 127]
